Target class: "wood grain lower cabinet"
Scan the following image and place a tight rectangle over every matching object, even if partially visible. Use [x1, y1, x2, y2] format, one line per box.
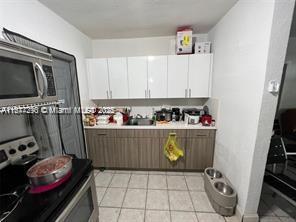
[115, 138, 139, 168]
[103, 138, 117, 168]
[85, 130, 105, 168]
[138, 138, 160, 168]
[185, 137, 215, 170]
[85, 128, 216, 170]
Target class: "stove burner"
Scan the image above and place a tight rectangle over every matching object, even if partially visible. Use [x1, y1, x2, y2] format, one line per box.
[0, 193, 20, 221]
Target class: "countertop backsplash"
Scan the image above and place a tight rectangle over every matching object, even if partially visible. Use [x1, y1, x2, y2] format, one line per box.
[91, 98, 214, 117]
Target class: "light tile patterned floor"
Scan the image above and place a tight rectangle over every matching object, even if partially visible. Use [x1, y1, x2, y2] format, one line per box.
[95, 170, 232, 222]
[94, 170, 296, 222]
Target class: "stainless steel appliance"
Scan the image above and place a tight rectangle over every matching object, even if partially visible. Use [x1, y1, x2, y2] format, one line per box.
[0, 137, 98, 222]
[55, 172, 98, 222]
[188, 115, 200, 125]
[0, 40, 58, 107]
[182, 108, 203, 121]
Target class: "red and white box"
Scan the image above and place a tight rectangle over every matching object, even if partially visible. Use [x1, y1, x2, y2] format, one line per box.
[176, 28, 193, 54]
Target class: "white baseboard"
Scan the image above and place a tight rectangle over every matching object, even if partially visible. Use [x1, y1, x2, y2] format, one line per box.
[235, 207, 259, 222]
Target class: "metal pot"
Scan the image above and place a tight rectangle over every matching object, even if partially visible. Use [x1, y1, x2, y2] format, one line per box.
[26, 155, 72, 187]
[155, 111, 166, 121]
[164, 110, 172, 122]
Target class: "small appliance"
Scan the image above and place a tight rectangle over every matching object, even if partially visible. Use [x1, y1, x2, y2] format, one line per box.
[0, 40, 58, 107]
[188, 115, 200, 125]
[182, 108, 203, 121]
[201, 115, 212, 126]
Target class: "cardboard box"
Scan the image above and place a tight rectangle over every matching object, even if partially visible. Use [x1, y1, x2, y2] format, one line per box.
[195, 42, 211, 54]
[176, 28, 192, 54]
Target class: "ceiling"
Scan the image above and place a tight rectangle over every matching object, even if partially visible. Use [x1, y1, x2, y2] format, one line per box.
[39, 0, 238, 39]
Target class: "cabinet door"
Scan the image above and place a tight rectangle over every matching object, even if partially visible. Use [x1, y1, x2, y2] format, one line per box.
[167, 55, 189, 98]
[188, 54, 212, 98]
[138, 138, 160, 169]
[116, 138, 139, 168]
[86, 58, 109, 99]
[108, 57, 129, 99]
[128, 57, 147, 99]
[103, 138, 118, 168]
[185, 137, 215, 170]
[147, 56, 167, 98]
[85, 130, 105, 168]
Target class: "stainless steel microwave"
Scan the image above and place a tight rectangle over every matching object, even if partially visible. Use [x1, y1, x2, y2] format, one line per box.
[0, 40, 58, 107]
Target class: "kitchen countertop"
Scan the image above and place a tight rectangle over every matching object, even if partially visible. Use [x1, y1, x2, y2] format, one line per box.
[84, 121, 217, 130]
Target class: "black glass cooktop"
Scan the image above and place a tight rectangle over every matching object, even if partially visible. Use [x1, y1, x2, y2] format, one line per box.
[0, 158, 92, 222]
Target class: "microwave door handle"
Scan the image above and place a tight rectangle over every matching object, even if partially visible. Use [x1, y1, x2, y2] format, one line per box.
[35, 63, 48, 98]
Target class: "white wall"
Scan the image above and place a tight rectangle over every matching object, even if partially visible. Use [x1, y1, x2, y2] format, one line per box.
[245, 0, 294, 217]
[92, 34, 208, 58]
[0, 0, 92, 106]
[279, 37, 296, 110]
[209, 0, 294, 219]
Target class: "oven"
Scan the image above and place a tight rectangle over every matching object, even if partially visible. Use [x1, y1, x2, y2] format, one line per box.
[55, 172, 98, 222]
[0, 40, 58, 107]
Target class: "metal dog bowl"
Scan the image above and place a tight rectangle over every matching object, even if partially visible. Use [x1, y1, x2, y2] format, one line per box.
[206, 168, 223, 179]
[214, 182, 234, 196]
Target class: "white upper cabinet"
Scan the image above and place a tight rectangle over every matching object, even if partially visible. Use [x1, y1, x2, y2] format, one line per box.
[107, 57, 129, 99]
[167, 55, 189, 98]
[147, 56, 168, 98]
[86, 58, 109, 99]
[86, 54, 212, 100]
[188, 54, 212, 97]
[128, 57, 147, 99]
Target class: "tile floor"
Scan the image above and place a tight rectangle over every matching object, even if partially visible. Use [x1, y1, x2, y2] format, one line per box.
[258, 184, 296, 222]
[94, 170, 296, 222]
[94, 170, 238, 222]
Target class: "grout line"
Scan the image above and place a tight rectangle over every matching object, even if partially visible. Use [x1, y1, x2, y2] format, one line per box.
[165, 174, 172, 222]
[97, 187, 107, 207]
[116, 173, 132, 222]
[144, 172, 149, 222]
[100, 205, 217, 213]
[184, 174, 199, 222]
[96, 186, 203, 191]
[97, 172, 116, 211]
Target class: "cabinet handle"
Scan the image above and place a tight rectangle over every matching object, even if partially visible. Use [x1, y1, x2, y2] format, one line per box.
[185, 89, 187, 98]
[106, 91, 109, 99]
[189, 89, 192, 98]
[145, 90, 147, 98]
[149, 90, 151, 98]
[195, 134, 207, 137]
[97, 133, 107, 136]
[110, 90, 112, 99]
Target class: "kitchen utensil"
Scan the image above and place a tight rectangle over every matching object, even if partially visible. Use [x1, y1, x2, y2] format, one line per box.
[155, 111, 166, 121]
[26, 155, 72, 193]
